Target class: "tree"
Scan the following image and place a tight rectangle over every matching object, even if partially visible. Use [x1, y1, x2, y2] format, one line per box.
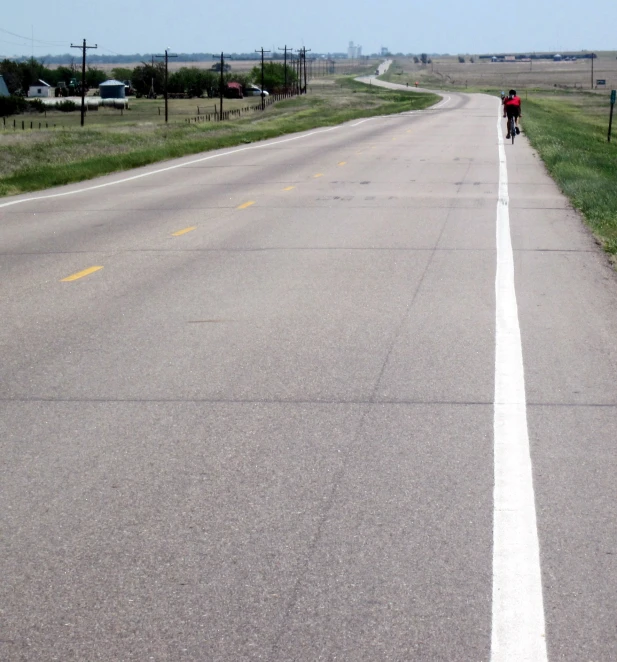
[249, 61, 297, 92]
[420, 53, 428, 65]
[111, 67, 133, 82]
[85, 66, 107, 88]
[168, 67, 219, 97]
[458, 56, 465, 63]
[413, 56, 420, 64]
[131, 62, 166, 96]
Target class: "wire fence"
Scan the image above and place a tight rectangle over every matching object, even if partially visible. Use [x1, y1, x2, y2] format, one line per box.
[1, 89, 306, 131]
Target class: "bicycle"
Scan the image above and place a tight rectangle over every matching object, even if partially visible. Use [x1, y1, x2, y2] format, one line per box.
[509, 114, 517, 144]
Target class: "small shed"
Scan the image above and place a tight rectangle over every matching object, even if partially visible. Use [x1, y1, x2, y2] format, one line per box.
[99, 79, 126, 99]
[0, 74, 9, 97]
[28, 80, 52, 98]
[224, 82, 243, 99]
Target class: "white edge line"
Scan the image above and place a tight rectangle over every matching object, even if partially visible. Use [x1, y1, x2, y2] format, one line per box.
[491, 100, 548, 662]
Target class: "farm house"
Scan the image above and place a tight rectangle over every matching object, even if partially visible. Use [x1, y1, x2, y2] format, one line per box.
[99, 79, 126, 99]
[28, 80, 52, 98]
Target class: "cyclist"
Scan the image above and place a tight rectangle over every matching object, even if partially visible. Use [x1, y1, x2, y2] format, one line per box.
[503, 89, 522, 139]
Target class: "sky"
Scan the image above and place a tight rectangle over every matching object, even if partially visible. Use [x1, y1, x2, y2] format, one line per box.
[1, 0, 616, 59]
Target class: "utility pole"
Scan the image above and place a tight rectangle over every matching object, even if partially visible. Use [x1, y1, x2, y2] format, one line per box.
[155, 49, 177, 123]
[591, 52, 595, 89]
[255, 47, 271, 110]
[278, 45, 293, 93]
[149, 54, 155, 99]
[291, 53, 299, 94]
[301, 47, 311, 93]
[70, 38, 97, 127]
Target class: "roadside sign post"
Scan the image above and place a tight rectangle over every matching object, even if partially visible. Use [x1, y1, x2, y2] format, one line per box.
[609, 90, 616, 143]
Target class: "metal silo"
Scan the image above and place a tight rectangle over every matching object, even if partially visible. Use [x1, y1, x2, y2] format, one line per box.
[99, 79, 126, 99]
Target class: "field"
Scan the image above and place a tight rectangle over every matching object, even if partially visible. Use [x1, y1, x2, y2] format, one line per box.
[381, 53, 617, 92]
[49, 58, 379, 77]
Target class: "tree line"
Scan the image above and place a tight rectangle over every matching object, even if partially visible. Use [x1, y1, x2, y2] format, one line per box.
[1, 57, 299, 99]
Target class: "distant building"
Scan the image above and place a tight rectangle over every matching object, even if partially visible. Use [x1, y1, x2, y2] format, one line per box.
[553, 54, 562, 61]
[0, 74, 9, 97]
[348, 41, 362, 59]
[28, 79, 52, 98]
[380, 47, 389, 56]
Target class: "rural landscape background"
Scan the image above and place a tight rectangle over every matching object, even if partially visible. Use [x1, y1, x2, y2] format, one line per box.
[2, 49, 616, 262]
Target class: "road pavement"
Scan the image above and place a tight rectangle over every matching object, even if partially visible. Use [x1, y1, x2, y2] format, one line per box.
[1, 82, 617, 661]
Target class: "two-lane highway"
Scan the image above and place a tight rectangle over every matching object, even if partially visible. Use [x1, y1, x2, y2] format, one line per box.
[2, 89, 617, 661]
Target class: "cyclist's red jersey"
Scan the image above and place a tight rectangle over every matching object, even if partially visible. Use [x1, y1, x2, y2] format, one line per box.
[504, 95, 521, 107]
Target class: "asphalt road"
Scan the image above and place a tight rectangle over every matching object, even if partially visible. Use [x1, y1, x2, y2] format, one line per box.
[1, 83, 617, 662]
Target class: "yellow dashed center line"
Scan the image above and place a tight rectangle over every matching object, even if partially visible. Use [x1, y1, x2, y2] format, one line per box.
[61, 266, 103, 282]
[172, 226, 197, 236]
[283, 186, 296, 191]
[313, 173, 323, 178]
[237, 200, 256, 209]
[338, 161, 347, 166]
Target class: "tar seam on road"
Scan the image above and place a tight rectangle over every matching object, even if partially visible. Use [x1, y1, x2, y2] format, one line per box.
[491, 103, 548, 662]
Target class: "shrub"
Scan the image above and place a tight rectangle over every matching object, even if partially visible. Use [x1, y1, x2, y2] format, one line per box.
[0, 95, 28, 117]
[27, 98, 46, 113]
[56, 99, 77, 112]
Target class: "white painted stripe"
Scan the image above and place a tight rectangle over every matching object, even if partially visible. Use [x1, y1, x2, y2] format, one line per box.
[491, 104, 548, 661]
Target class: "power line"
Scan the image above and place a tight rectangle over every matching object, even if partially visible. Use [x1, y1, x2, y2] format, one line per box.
[0, 27, 68, 47]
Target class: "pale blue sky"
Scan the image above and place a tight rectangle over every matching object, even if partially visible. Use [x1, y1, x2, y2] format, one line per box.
[2, 0, 615, 58]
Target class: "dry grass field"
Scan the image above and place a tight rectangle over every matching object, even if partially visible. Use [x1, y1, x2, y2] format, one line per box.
[50, 58, 379, 77]
[384, 53, 617, 92]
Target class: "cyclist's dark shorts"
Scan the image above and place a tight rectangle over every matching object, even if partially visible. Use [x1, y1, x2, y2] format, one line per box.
[506, 106, 520, 118]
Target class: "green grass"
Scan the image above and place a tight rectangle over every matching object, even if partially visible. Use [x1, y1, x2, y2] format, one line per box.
[0, 80, 439, 197]
[523, 95, 617, 254]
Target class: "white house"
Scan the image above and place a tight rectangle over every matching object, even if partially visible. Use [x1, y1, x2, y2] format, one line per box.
[28, 79, 53, 98]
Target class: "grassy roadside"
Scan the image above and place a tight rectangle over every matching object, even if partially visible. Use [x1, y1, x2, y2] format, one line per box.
[523, 95, 617, 255]
[0, 79, 439, 198]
